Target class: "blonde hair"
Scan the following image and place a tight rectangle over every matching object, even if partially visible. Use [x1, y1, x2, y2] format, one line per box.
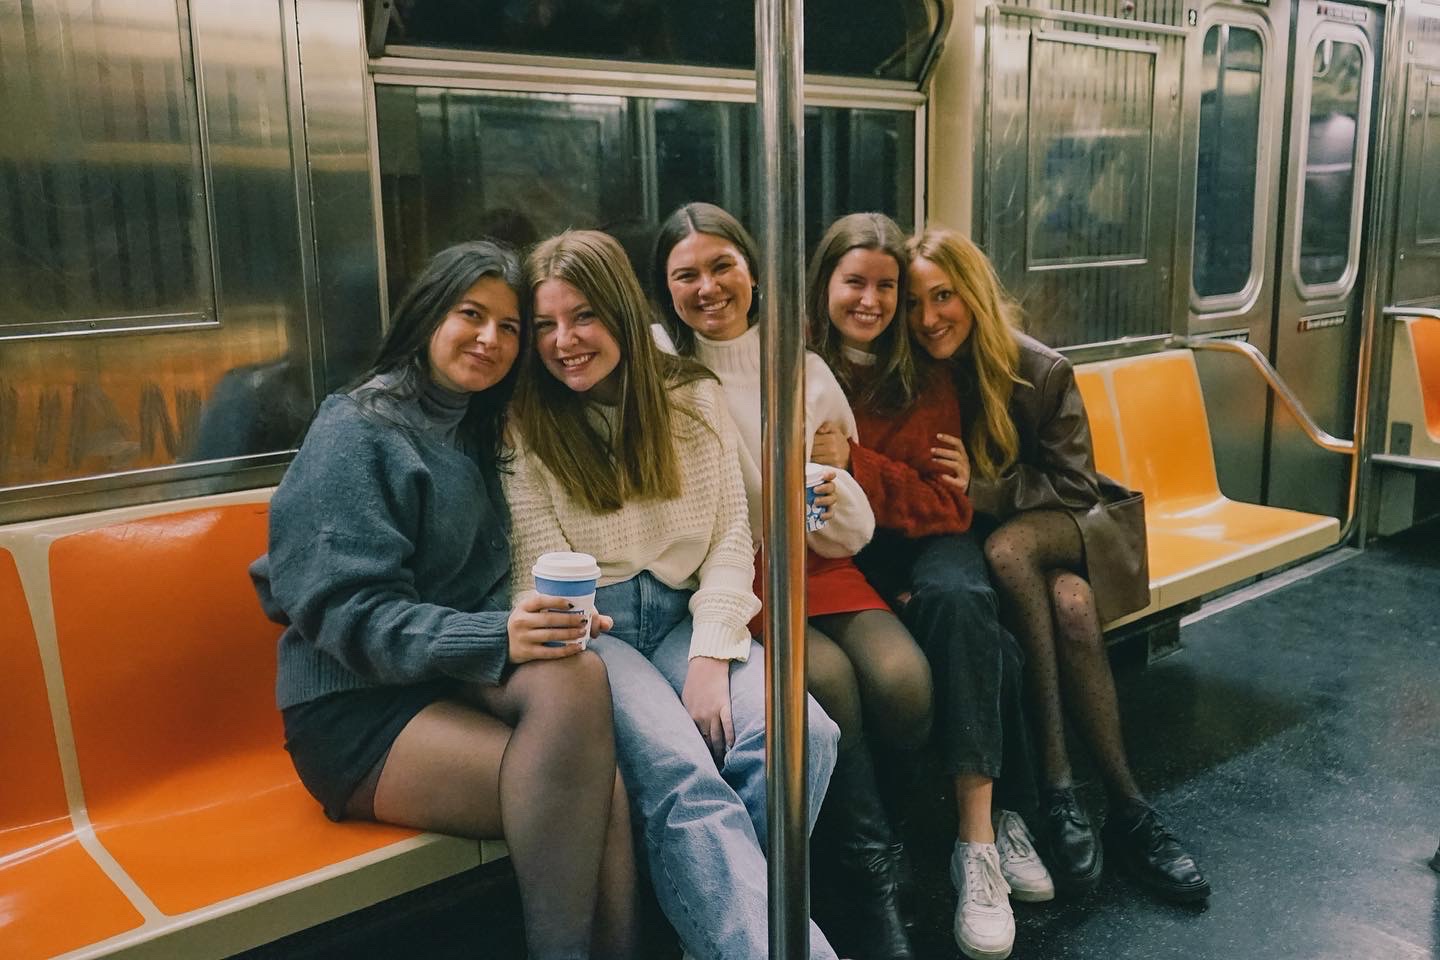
[515, 229, 714, 512]
[906, 227, 1023, 481]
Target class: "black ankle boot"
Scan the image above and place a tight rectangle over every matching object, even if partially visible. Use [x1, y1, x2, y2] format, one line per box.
[1102, 798, 1211, 903]
[827, 743, 916, 960]
[1040, 786, 1103, 894]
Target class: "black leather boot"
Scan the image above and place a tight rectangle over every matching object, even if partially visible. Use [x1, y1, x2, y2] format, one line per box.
[827, 742, 916, 960]
[1102, 798, 1211, 903]
[1039, 786, 1103, 894]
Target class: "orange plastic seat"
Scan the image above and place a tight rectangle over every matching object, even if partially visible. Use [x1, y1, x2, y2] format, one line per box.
[1100, 350, 1338, 618]
[0, 548, 145, 959]
[1410, 317, 1440, 442]
[1074, 365, 1125, 482]
[48, 505, 424, 917]
[1109, 353, 1222, 514]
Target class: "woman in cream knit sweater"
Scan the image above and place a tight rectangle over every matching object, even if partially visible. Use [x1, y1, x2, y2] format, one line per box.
[505, 229, 841, 960]
[651, 202, 933, 960]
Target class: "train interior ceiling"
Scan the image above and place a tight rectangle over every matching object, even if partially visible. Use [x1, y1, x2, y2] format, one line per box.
[0, 0, 1437, 958]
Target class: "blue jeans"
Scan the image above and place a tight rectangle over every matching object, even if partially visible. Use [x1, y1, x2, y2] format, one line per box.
[592, 572, 841, 960]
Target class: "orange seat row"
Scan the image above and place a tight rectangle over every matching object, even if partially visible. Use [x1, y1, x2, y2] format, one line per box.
[1385, 315, 1440, 460]
[1073, 350, 1340, 629]
[0, 492, 502, 960]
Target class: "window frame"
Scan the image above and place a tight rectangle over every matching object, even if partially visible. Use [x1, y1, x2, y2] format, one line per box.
[1290, 22, 1374, 302]
[1188, 19, 1271, 315]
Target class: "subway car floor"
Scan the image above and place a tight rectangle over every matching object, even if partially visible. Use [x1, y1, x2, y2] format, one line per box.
[238, 518, 1440, 960]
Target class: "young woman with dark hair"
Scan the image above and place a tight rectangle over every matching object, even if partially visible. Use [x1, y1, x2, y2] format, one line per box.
[507, 229, 843, 960]
[652, 201, 931, 960]
[809, 213, 1050, 960]
[252, 240, 637, 960]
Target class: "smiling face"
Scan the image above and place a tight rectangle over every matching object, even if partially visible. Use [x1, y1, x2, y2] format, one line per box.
[533, 277, 623, 401]
[664, 230, 754, 342]
[426, 275, 522, 393]
[826, 246, 901, 351]
[906, 255, 974, 360]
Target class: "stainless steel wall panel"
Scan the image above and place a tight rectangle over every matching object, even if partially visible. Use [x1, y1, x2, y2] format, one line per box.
[1393, 60, 1440, 303]
[1, 0, 313, 517]
[294, 0, 384, 391]
[0, 0, 216, 339]
[979, 2, 1183, 348]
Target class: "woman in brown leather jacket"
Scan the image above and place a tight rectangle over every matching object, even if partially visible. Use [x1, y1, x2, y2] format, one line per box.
[906, 227, 1211, 905]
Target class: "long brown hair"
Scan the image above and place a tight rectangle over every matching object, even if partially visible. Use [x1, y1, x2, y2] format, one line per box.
[514, 229, 715, 512]
[907, 227, 1023, 480]
[806, 212, 924, 415]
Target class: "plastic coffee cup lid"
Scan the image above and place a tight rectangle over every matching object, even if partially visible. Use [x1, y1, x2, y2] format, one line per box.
[805, 462, 829, 487]
[533, 551, 601, 581]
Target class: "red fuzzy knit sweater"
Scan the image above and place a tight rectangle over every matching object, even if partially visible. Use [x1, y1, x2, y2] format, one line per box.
[849, 372, 974, 538]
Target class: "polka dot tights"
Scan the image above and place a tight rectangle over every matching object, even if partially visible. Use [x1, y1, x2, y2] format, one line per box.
[984, 510, 1141, 801]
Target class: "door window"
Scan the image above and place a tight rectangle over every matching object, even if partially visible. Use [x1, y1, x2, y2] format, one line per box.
[1297, 37, 1368, 288]
[1192, 24, 1264, 302]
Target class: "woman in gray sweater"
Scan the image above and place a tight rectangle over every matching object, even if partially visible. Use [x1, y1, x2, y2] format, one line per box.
[251, 241, 636, 959]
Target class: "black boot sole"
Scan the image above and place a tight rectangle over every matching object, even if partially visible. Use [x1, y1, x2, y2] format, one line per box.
[1111, 853, 1211, 903]
[1050, 840, 1103, 896]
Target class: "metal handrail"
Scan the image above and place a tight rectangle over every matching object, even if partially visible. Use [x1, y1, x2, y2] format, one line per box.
[1166, 333, 1361, 545]
[1383, 306, 1440, 323]
[1167, 335, 1355, 455]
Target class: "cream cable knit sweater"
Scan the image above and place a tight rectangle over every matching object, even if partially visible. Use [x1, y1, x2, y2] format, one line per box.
[690, 323, 875, 558]
[504, 377, 761, 662]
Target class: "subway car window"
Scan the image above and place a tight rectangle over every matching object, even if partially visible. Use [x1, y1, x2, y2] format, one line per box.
[385, 0, 941, 81]
[1193, 25, 1264, 301]
[375, 85, 915, 302]
[1298, 38, 1366, 287]
[1026, 37, 1155, 267]
[1418, 77, 1440, 244]
[0, 1, 311, 501]
[0, 0, 215, 339]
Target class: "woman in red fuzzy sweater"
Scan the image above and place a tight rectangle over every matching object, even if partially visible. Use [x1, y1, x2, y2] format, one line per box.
[808, 213, 1048, 960]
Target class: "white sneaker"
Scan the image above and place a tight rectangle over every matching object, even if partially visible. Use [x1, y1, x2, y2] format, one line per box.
[995, 809, 1056, 902]
[949, 841, 1015, 960]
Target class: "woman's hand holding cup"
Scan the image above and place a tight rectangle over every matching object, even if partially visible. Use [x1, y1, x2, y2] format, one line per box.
[507, 594, 593, 662]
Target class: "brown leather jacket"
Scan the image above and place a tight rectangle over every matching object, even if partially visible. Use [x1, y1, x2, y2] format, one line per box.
[958, 332, 1149, 623]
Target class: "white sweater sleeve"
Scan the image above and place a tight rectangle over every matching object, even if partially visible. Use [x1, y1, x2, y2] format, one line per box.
[804, 355, 875, 558]
[502, 440, 577, 607]
[688, 382, 762, 661]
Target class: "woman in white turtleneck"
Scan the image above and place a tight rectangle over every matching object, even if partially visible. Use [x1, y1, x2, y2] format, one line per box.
[651, 203, 933, 960]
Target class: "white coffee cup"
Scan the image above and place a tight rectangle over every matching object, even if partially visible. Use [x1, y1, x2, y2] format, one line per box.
[532, 551, 602, 649]
[804, 462, 831, 533]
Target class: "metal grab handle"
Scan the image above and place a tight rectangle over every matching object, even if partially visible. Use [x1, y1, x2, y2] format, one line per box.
[1167, 335, 1356, 456]
[1383, 306, 1440, 323]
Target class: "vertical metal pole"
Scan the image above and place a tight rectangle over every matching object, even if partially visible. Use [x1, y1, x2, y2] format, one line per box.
[756, 0, 808, 958]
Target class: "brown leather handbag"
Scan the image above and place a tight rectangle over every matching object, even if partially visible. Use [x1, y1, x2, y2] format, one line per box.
[1076, 479, 1150, 623]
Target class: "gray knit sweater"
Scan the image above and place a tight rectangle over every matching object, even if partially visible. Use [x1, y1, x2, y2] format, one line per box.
[251, 374, 512, 710]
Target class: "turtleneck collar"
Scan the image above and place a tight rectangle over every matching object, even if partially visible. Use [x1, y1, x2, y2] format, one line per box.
[356, 365, 471, 449]
[693, 323, 762, 377]
[842, 344, 878, 367]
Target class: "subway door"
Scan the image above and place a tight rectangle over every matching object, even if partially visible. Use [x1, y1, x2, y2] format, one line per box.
[1179, 2, 1292, 505]
[1267, 0, 1384, 517]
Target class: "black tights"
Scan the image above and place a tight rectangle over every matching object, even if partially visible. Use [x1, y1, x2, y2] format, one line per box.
[345, 655, 634, 960]
[805, 609, 933, 752]
[983, 510, 1142, 801]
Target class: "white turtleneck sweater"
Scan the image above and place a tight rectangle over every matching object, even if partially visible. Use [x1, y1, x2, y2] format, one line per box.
[686, 323, 875, 559]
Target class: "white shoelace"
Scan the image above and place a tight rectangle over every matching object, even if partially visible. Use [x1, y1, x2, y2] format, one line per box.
[997, 812, 1039, 865]
[963, 848, 1010, 908]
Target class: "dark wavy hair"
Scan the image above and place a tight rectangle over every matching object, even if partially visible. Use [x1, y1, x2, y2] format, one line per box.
[651, 202, 761, 357]
[348, 240, 527, 460]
